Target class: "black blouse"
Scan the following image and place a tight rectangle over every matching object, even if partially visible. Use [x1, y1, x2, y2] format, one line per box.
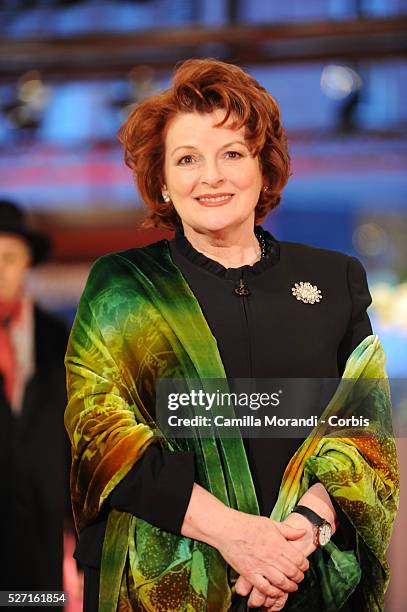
[75, 227, 372, 567]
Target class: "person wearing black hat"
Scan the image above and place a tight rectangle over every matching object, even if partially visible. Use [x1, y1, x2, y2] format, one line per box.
[0, 200, 70, 601]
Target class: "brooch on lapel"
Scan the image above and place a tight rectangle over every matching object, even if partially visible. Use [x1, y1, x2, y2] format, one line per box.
[291, 282, 322, 304]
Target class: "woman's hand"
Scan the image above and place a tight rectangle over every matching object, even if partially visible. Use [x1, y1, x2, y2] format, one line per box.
[275, 483, 338, 558]
[253, 482, 339, 609]
[233, 514, 316, 609]
[235, 575, 288, 609]
[181, 484, 309, 602]
[212, 510, 309, 599]
[233, 513, 313, 610]
[275, 513, 316, 557]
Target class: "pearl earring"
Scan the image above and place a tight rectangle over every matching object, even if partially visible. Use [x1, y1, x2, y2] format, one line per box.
[162, 193, 171, 203]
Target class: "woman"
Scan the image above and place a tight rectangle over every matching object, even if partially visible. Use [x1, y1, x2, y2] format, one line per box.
[65, 59, 399, 611]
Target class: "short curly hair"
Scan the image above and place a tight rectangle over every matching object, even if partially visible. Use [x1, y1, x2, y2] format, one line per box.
[118, 59, 291, 229]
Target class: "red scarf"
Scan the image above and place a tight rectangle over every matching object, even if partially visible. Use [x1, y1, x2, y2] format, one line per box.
[0, 300, 22, 405]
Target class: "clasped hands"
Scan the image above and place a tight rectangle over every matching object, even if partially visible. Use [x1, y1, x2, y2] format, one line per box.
[218, 511, 316, 611]
[180, 483, 329, 611]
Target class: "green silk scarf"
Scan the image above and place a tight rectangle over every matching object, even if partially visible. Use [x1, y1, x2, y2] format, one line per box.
[65, 241, 399, 611]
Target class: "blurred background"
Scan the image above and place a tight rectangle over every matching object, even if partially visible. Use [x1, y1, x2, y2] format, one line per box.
[1, 0, 406, 609]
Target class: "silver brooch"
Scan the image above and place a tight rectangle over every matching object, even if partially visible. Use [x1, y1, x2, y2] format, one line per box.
[291, 282, 322, 304]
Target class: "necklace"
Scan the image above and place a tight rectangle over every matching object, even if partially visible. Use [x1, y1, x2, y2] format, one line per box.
[255, 229, 268, 260]
[234, 231, 268, 296]
[191, 231, 267, 267]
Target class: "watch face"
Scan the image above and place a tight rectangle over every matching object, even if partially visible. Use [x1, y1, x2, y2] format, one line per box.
[319, 523, 332, 546]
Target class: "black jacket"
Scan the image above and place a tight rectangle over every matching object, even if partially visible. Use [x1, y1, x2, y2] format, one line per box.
[0, 305, 70, 592]
[74, 230, 373, 573]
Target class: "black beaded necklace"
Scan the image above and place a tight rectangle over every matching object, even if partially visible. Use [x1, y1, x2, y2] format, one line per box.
[233, 230, 268, 297]
[255, 229, 268, 260]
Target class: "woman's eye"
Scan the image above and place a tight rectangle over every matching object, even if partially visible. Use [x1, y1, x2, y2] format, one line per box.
[225, 151, 242, 159]
[178, 155, 195, 165]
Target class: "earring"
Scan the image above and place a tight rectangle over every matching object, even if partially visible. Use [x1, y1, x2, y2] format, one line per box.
[263, 185, 270, 192]
[162, 193, 171, 203]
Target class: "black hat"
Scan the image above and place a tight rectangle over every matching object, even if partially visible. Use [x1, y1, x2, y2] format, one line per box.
[0, 199, 51, 265]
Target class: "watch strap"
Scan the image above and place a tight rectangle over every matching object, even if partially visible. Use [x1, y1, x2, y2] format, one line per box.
[291, 505, 326, 527]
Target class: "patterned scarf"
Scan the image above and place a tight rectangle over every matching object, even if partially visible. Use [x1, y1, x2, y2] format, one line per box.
[65, 242, 399, 611]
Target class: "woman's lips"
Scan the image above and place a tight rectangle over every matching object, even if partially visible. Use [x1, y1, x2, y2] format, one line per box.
[195, 194, 234, 207]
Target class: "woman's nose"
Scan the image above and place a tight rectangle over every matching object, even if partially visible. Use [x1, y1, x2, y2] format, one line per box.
[201, 160, 224, 186]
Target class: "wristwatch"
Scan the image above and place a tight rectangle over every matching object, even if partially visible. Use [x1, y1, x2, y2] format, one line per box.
[291, 505, 332, 547]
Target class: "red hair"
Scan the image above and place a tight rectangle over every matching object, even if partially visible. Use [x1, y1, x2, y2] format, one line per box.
[118, 59, 291, 229]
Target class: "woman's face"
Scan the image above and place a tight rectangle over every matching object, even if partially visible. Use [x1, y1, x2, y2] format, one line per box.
[163, 110, 263, 236]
